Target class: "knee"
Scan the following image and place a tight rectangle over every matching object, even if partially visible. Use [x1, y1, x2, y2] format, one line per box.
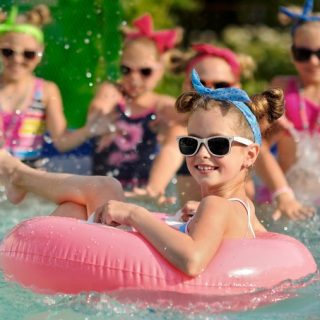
[89, 176, 124, 201]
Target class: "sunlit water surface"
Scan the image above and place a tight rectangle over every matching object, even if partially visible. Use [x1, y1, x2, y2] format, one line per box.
[0, 191, 319, 319]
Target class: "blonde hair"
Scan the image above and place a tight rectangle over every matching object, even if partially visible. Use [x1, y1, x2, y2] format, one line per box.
[122, 37, 161, 60]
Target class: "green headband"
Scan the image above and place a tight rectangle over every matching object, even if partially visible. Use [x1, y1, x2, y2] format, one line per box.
[0, 6, 44, 44]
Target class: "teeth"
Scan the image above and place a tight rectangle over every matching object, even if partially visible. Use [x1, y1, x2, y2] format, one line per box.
[197, 165, 215, 171]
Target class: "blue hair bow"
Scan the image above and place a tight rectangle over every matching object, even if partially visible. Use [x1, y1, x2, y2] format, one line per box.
[191, 69, 262, 145]
[280, 0, 320, 30]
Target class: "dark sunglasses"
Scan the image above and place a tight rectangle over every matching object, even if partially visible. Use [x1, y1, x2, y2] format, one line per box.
[0, 48, 42, 60]
[120, 65, 153, 77]
[291, 45, 320, 62]
[190, 79, 233, 89]
[177, 135, 253, 157]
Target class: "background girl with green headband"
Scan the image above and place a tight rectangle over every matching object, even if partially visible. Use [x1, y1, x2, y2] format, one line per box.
[0, 5, 106, 168]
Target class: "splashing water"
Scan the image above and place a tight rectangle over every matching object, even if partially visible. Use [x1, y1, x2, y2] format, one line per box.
[286, 130, 320, 206]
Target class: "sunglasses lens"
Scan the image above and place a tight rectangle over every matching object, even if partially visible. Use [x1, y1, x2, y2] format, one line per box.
[140, 68, 153, 77]
[178, 137, 198, 156]
[23, 50, 37, 60]
[120, 65, 131, 75]
[215, 82, 231, 89]
[199, 79, 231, 89]
[292, 46, 312, 61]
[1, 48, 14, 58]
[208, 137, 230, 156]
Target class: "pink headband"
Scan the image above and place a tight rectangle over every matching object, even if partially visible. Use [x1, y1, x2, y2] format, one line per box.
[186, 44, 241, 78]
[125, 13, 178, 53]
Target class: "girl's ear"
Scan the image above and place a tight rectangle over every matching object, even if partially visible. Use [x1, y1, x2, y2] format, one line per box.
[243, 143, 260, 169]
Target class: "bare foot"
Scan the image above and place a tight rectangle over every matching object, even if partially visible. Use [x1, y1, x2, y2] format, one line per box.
[0, 150, 27, 204]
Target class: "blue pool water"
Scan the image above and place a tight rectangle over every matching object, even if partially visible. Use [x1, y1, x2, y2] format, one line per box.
[0, 194, 319, 319]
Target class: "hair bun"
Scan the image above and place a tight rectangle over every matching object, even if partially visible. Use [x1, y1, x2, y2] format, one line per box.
[162, 48, 193, 74]
[26, 5, 52, 27]
[237, 53, 256, 79]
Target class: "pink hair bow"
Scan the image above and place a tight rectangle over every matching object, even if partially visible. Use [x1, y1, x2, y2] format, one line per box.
[125, 13, 178, 53]
[186, 43, 241, 78]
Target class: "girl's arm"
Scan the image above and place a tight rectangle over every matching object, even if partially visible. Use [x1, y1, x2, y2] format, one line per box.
[255, 138, 314, 220]
[260, 75, 314, 220]
[45, 81, 119, 152]
[148, 124, 185, 192]
[125, 124, 185, 204]
[95, 196, 228, 276]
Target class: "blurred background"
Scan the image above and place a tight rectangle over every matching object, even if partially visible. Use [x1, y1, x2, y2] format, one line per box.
[1, 0, 319, 128]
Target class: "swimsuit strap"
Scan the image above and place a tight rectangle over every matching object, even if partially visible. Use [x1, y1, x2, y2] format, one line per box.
[296, 80, 320, 132]
[228, 198, 256, 238]
[33, 78, 44, 102]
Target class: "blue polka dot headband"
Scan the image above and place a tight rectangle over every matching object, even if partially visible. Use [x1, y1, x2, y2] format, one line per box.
[191, 69, 262, 145]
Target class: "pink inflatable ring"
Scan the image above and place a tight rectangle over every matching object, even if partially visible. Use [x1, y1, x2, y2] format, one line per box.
[0, 216, 317, 307]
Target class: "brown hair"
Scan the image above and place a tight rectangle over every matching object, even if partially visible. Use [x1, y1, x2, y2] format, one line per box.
[0, 5, 52, 27]
[175, 88, 284, 140]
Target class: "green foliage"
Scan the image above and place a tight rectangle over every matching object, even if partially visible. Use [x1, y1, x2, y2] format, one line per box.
[221, 24, 296, 94]
[156, 73, 184, 97]
[121, 0, 200, 28]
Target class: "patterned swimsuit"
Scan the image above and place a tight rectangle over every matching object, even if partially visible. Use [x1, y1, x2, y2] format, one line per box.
[0, 78, 46, 164]
[92, 103, 160, 189]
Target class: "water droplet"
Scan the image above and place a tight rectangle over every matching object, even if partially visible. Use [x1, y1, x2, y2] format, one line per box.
[44, 135, 52, 144]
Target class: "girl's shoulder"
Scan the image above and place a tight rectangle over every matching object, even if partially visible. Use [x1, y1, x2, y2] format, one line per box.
[41, 79, 60, 92]
[39, 79, 62, 103]
[153, 93, 176, 110]
[270, 75, 298, 89]
[199, 195, 231, 214]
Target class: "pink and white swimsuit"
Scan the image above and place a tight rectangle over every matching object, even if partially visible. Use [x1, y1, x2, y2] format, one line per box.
[285, 77, 320, 132]
[0, 78, 46, 161]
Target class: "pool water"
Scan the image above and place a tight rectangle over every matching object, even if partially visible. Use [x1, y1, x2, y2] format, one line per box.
[0, 195, 319, 319]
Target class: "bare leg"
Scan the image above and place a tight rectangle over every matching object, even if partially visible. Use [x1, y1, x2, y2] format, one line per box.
[0, 150, 124, 218]
[51, 202, 88, 220]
